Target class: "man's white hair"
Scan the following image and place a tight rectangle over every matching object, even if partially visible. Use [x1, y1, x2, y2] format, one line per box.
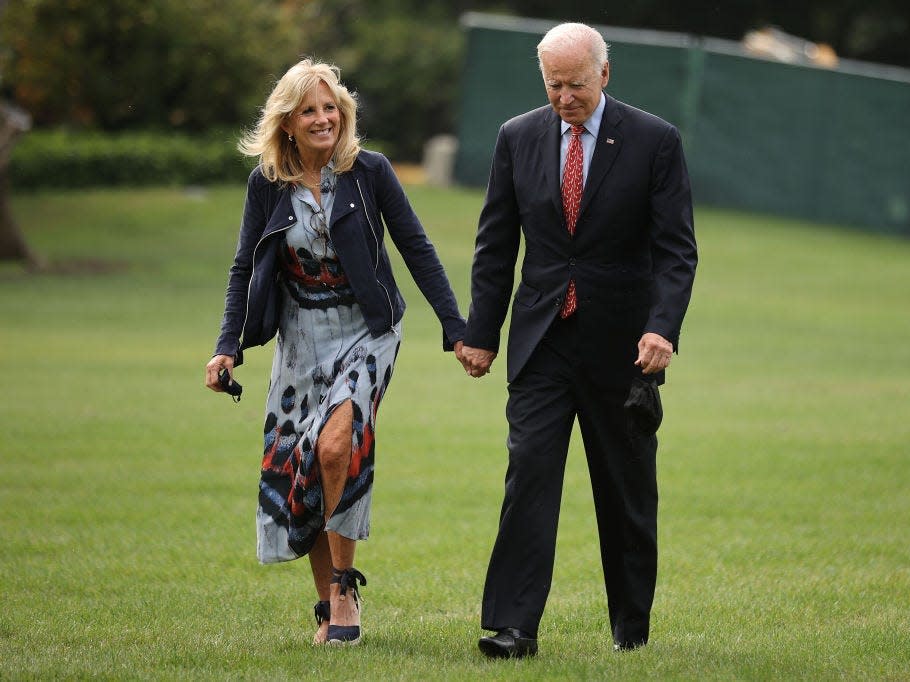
[537, 22, 609, 71]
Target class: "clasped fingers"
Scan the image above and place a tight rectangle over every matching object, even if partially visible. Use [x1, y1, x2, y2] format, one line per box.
[460, 345, 497, 378]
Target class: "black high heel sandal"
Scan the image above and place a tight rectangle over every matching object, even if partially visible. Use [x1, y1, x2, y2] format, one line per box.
[326, 567, 367, 645]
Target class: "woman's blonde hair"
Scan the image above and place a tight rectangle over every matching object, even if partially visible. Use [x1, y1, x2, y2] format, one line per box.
[238, 59, 361, 183]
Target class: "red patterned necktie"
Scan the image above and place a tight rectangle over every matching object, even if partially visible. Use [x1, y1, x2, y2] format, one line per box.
[560, 124, 584, 319]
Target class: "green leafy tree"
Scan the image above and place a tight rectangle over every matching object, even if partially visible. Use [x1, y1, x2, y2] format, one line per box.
[0, 100, 40, 267]
[1, 0, 463, 159]
[295, 1, 463, 160]
[0, 0, 38, 267]
[0, 0, 301, 130]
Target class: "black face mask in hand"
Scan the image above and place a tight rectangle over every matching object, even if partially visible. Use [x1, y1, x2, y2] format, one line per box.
[218, 368, 243, 402]
[624, 378, 663, 436]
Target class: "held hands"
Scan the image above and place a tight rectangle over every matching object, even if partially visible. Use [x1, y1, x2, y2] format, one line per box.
[635, 332, 674, 375]
[454, 332, 670, 379]
[205, 354, 235, 392]
[455, 341, 497, 378]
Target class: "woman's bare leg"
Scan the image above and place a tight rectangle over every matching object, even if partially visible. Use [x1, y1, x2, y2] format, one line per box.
[327, 532, 359, 628]
[318, 400, 354, 520]
[315, 400, 361, 632]
[308, 532, 332, 644]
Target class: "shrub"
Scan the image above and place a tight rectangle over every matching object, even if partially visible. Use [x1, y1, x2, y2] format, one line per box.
[10, 129, 254, 190]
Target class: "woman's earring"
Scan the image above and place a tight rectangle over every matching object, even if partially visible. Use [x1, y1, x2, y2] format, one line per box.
[289, 134, 295, 143]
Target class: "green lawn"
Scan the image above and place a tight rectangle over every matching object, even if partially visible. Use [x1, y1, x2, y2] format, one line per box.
[2, 184, 909, 680]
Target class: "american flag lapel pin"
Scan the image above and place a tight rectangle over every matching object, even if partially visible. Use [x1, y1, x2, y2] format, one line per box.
[606, 138, 615, 144]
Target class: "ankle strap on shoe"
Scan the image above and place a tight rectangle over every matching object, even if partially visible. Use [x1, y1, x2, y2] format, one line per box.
[314, 600, 330, 625]
[331, 567, 367, 603]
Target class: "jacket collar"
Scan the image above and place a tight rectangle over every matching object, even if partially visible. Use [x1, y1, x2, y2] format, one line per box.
[260, 166, 364, 239]
[539, 94, 625, 218]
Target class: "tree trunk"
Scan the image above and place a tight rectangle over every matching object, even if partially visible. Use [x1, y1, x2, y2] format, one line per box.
[0, 100, 43, 269]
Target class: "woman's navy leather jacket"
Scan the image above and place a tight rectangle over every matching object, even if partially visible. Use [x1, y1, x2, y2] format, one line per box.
[214, 150, 465, 365]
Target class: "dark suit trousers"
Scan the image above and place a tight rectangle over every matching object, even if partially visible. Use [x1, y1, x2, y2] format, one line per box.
[481, 314, 658, 645]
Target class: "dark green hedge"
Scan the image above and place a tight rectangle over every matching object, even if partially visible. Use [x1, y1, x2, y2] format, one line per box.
[10, 129, 255, 190]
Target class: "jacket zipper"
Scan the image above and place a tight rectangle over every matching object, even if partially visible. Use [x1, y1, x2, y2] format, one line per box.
[240, 222, 294, 347]
[356, 178, 398, 336]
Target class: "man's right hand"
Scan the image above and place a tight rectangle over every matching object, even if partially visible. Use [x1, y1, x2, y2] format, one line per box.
[458, 345, 497, 378]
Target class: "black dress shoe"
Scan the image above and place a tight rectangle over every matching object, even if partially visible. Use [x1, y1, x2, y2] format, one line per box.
[613, 639, 646, 651]
[478, 627, 538, 659]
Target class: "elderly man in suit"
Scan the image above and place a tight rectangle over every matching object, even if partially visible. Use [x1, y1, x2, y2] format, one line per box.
[459, 22, 698, 658]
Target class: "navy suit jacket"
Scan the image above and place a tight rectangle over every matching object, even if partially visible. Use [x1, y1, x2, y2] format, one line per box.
[465, 94, 697, 385]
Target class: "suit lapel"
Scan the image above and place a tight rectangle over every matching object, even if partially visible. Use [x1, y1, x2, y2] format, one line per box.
[538, 108, 563, 218]
[579, 94, 623, 217]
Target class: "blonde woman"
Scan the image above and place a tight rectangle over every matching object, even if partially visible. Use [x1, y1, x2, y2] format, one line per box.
[205, 59, 465, 645]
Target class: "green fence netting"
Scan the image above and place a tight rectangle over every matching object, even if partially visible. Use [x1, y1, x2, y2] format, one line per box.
[454, 13, 910, 236]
